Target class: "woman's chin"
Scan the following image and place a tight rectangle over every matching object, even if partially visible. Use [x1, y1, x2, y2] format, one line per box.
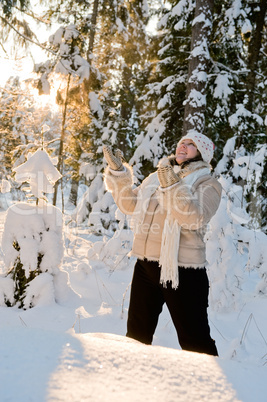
[176, 156, 187, 165]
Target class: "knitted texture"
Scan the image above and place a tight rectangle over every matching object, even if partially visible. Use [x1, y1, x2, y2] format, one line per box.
[157, 163, 180, 188]
[177, 132, 215, 163]
[103, 145, 124, 171]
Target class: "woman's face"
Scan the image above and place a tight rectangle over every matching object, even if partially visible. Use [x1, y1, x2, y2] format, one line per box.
[175, 139, 199, 165]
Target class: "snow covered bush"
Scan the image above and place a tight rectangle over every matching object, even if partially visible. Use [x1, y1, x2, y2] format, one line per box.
[1, 203, 64, 308]
[206, 174, 267, 312]
[0, 149, 77, 309]
[86, 208, 134, 271]
[205, 135, 267, 312]
[76, 163, 118, 235]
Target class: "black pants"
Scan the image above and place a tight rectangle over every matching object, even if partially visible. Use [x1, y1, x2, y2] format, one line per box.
[126, 259, 218, 356]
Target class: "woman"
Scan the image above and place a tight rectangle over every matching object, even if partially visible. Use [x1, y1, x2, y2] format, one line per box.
[103, 133, 222, 356]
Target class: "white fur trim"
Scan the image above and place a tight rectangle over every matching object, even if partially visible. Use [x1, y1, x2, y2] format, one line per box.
[108, 166, 127, 175]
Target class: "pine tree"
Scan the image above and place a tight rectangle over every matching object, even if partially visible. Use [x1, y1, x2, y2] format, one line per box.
[0, 77, 23, 177]
[89, 0, 151, 159]
[75, 0, 152, 225]
[208, 0, 267, 230]
[0, 77, 61, 181]
[0, 0, 29, 17]
[182, 0, 214, 137]
[130, 0, 195, 176]
[2, 149, 63, 309]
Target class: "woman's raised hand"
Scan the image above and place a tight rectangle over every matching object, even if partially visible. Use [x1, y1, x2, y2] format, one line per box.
[157, 159, 180, 188]
[103, 145, 125, 171]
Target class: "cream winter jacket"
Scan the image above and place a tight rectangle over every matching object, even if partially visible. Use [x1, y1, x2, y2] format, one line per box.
[104, 160, 222, 268]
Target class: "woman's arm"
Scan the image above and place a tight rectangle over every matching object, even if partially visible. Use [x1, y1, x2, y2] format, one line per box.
[104, 165, 138, 215]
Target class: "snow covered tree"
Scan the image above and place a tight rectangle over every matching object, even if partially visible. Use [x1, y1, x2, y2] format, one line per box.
[0, 148, 76, 309]
[0, 0, 29, 17]
[207, 144, 267, 312]
[182, 0, 213, 137]
[0, 0, 50, 62]
[33, 1, 106, 207]
[130, 0, 195, 175]
[246, 0, 267, 113]
[82, 0, 152, 226]
[32, 0, 153, 216]
[34, 22, 92, 206]
[53, 0, 152, 226]
[0, 76, 61, 203]
[79, 0, 152, 162]
[0, 77, 24, 178]
[206, 0, 267, 229]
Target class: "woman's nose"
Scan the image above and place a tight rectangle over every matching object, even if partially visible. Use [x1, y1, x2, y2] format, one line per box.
[179, 143, 187, 149]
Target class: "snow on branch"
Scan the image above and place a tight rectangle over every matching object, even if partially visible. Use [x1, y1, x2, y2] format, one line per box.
[13, 149, 61, 200]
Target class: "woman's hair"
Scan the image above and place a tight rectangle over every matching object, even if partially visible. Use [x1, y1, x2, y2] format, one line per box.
[168, 155, 177, 166]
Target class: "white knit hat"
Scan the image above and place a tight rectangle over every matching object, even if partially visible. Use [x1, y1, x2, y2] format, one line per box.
[177, 132, 215, 163]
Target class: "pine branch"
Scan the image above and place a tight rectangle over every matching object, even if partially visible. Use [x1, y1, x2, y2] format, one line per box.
[210, 58, 249, 76]
[14, 6, 51, 25]
[0, 41, 8, 54]
[0, 86, 26, 96]
[1, 15, 79, 78]
[0, 15, 56, 56]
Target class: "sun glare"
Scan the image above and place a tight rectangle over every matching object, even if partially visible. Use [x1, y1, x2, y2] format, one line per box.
[0, 55, 63, 113]
[0, 58, 15, 86]
[32, 88, 59, 110]
[31, 79, 62, 111]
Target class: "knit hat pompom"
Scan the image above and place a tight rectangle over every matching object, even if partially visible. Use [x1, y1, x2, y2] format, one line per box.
[177, 131, 215, 164]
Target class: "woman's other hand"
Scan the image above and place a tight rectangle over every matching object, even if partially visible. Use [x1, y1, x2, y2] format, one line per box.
[157, 160, 180, 188]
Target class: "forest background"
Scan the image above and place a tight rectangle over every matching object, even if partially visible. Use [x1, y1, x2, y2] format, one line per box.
[0, 4, 267, 397]
[0, 0, 266, 292]
[0, 0, 267, 383]
[0, 0, 266, 231]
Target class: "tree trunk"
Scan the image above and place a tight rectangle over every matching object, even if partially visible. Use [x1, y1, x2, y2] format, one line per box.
[182, 0, 214, 136]
[67, 177, 79, 207]
[53, 73, 71, 206]
[247, 0, 267, 112]
[87, 0, 100, 60]
[84, 0, 99, 94]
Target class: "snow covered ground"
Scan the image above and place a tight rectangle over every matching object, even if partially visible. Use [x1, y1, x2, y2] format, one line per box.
[0, 210, 267, 401]
[1, 329, 266, 402]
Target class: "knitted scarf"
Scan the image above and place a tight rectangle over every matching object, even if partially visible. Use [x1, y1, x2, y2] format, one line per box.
[130, 163, 211, 289]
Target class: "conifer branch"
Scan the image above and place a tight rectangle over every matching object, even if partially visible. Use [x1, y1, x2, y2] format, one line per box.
[14, 6, 51, 25]
[0, 15, 56, 55]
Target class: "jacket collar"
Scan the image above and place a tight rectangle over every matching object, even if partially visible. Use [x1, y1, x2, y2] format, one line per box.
[175, 160, 211, 179]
